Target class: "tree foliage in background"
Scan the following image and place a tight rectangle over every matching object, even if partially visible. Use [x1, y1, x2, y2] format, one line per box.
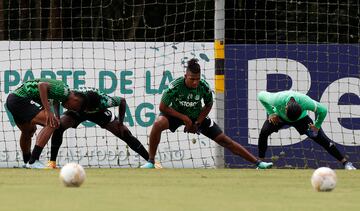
[0, 0, 214, 41]
[0, 0, 358, 43]
[226, 0, 359, 43]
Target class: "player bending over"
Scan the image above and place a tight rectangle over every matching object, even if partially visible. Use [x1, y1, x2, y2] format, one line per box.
[6, 78, 86, 168]
[47, 87, 149, 168]
[257, 90, 356, 170]
[141, 58, 273, 169]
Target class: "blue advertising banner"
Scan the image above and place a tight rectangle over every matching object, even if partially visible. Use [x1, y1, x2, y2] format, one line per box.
[225, 45, 360, 168]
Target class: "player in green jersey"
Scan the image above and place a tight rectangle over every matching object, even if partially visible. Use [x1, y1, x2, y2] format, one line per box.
[257, 90, 356, 170]
[47, 87, 149, 168]
[141, 58, 273, 169]
[6, 78, 87, 169]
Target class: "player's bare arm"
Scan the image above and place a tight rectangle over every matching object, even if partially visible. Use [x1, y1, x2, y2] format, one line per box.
[187, 103, 213, 133]
[53, 101, 60, 119]
[196, 103, 212, 125]
[159, 101, 192, 130]
[38, 82, 59, 128]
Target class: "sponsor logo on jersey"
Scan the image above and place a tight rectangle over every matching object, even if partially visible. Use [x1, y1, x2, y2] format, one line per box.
[179, 101, 198, 107]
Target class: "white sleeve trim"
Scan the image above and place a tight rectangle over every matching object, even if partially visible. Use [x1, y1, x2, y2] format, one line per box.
[313, 100, 317, 112]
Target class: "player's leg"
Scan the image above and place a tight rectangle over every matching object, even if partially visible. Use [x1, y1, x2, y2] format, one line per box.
[84, 109, 150, 163]
[27, 110, 57, 168]
[312, 129, 346, 161]
[201, 118, 272, 169]
[146, 116, 170, 166]
[48, 113, 79, 168]
[85, 110, 149, 161]
[258, 119, 285, 159]
[17, 123, 37, 165]
[141, 115, 181, 168]
[312, 129, 355, 169]
[104, 119, 149, 161]
[293, 116, 355, 170]
[6, 94, 40, 166]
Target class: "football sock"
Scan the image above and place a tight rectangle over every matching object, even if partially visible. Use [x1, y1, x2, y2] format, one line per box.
[258, 139, 268, 159]
[29, 145, 43, 164]
[50, 126, 65, 161]
[122, 132, 149, 161]
[23, 153, 31, 164]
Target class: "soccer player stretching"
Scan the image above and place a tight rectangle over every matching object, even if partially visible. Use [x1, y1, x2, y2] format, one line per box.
[141, 58, 273, 169]
[48, 87, 149, 168]
[257, 90, 356, 170]
[6, 78, 86, 168]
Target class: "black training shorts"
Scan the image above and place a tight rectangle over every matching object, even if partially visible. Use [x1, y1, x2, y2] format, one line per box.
[64, 109, 116, 128]
[160, 114, 223, 140]
[6, 93, 43, 125]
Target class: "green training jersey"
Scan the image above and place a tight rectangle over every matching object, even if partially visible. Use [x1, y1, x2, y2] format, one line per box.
[257, 90, 327, 128]
[161, 76, 213, 120]
[76, 87, 122, 113]
[12, 78, 70, 102]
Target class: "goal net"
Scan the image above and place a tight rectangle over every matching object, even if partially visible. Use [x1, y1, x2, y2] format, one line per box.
[0, 0, 219, 168]
[224, 0, 360, 169]
[1, 0, 358, 169]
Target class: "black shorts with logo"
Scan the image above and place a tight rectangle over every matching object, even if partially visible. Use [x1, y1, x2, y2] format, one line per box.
[6, 93, 43, 125]
[64, 109, 116, 128]
[160, 114, 223, 140]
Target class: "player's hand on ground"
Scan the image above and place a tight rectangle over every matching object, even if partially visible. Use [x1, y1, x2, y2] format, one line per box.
[268, 114, 280, 125]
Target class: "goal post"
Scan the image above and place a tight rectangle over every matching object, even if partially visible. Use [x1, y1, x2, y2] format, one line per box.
[214, 0, 225, 168]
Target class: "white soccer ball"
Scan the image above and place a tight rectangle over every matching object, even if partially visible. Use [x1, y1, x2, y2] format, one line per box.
[311, 167, 337, 192]
[60, 163, 86, 187]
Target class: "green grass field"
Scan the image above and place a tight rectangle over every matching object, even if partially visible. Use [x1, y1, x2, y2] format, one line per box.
[0, 168, 359, 211]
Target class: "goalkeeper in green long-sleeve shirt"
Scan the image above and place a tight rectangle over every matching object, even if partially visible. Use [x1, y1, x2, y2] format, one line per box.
[257, 90, 356, 170]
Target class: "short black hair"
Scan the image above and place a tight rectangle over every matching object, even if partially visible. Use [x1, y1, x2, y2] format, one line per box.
[186, 58, 201, 74]
[72, 91, 88, 111]
[85, 91, 101, 111]
[286, 97, 302, 121]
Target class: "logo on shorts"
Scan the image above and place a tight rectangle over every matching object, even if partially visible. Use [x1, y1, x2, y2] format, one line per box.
[30, 100, 41, 108]
[104, 110, 112, 116]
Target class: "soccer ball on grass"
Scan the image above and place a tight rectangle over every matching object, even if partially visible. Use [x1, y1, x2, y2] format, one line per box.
[60, 163, 86, 187]
[311, 167, 337, 192]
